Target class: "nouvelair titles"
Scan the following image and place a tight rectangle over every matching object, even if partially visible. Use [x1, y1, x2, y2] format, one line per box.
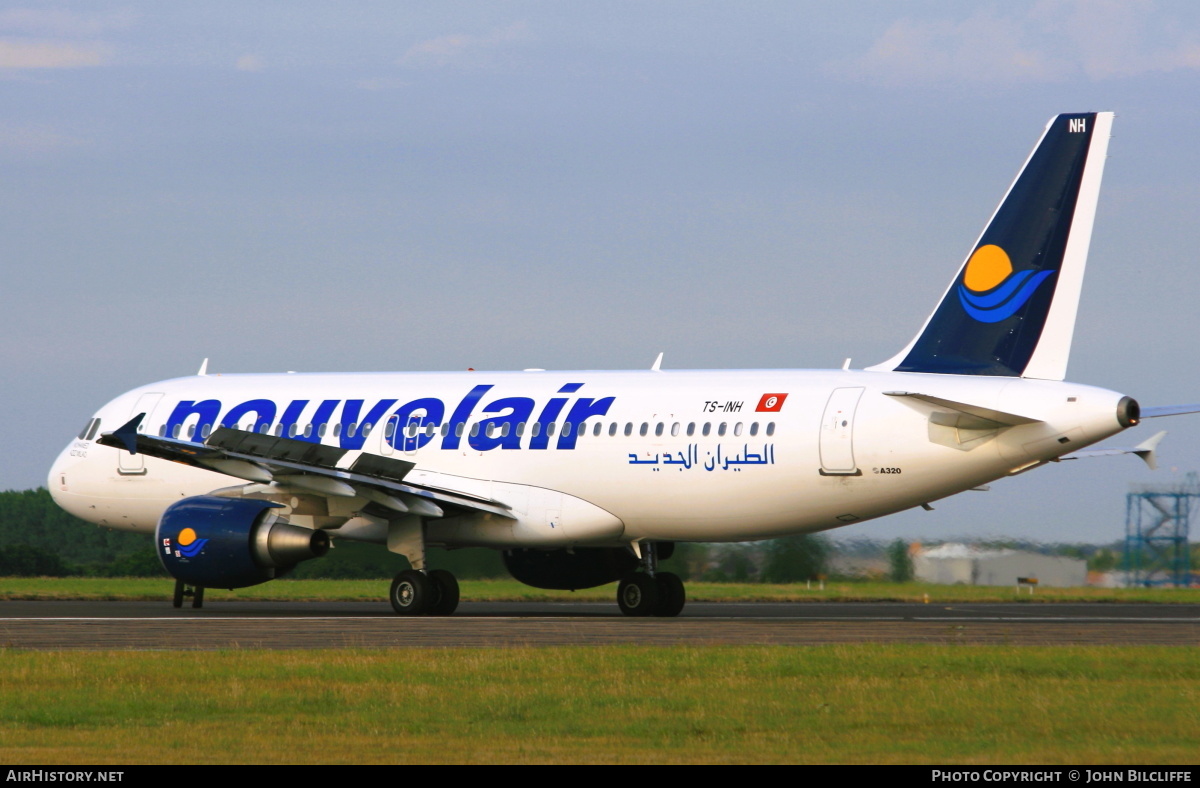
[162, 383, 615, 452]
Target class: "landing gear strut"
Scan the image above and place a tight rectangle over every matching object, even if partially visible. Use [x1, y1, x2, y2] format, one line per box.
[172, 579, 205, 609]
[617, 542, 686, 617]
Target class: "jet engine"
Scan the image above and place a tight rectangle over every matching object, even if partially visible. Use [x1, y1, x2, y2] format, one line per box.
[157, 495, 329, 589]
[502, 546, 647, 590]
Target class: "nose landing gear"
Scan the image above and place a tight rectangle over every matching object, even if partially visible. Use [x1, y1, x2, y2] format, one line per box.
[172, 579, 205, 609]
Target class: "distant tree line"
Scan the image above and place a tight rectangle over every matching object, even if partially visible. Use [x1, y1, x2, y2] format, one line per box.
[681, 536, 832, 583]
[4, 487, 1148, 582]
[0, 488, 159, 577]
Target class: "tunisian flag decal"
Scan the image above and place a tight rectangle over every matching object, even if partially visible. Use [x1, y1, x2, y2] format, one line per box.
[756, 393, 787, 412]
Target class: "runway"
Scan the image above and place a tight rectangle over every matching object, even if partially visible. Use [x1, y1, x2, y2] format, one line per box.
[2, 600, 1198, 649]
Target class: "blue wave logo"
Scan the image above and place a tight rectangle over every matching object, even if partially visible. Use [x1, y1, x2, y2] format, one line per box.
[176, 528, 207, 558]
[957, 245, 1054, 323]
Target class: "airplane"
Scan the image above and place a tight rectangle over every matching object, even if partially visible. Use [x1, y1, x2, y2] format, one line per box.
[48, 111, 1197, 617]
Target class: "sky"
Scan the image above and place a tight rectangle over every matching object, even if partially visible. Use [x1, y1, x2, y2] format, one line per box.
[4, 1, 1200, 544]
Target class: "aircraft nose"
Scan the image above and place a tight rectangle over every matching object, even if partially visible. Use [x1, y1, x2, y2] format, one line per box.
[48, 441, 84, 510]
[48, 438, 113, 524]
[49, 444, 70, 493]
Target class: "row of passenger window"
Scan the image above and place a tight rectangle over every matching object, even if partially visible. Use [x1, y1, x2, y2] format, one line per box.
[160, 419, 778, 442]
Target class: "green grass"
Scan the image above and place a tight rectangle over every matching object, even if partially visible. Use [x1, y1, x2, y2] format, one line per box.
[0, 645, 1196, 764]
[1, 576, 1196, 603]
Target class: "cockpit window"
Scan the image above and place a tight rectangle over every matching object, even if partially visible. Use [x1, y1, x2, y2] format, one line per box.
[77, 419, 95, 440]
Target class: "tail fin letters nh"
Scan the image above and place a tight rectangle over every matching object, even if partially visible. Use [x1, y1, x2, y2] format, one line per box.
[872, 112, 1113, 379]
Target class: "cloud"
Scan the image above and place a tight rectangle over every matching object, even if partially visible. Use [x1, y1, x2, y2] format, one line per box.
[0, 122, 84, 153]
[357, 76, 410, 91]
[236, 54, 264, 72]
[829, 0, 1200, 86]
[0, 8, 134, 37]
[0, 38, 110, 69]
[830, 11, 1068, 85]
[0, 8, 129, 70]
[1054, 0, 1200, 78]
[400, 22, 532, 69]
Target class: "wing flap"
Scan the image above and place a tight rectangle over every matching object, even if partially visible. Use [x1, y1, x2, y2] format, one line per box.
[206, 426, 347, 469]
[349, 453, 416, 483]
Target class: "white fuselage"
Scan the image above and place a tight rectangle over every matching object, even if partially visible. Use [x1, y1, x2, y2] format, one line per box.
[48, 368, 1131, 548]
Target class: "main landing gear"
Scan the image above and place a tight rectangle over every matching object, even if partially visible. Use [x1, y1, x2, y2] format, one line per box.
[172, 578, 205, 609]
[389, 568, 460, 616]
[385, 515, 460, 615]
[616, 542, 686, 617]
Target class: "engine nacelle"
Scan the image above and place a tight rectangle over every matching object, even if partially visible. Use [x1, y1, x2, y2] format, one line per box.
[157, 495, 329, 589]
[503, 547, 639, 590]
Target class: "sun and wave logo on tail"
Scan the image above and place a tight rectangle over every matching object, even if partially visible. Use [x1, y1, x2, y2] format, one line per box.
[957, 245, 1055, 323]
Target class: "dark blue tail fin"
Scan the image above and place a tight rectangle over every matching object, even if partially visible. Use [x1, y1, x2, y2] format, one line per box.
[871, 112, 1113, 380]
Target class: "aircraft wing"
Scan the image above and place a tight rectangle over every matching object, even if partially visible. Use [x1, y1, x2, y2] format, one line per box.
[98, 414, 515, 520]
[1055, 430, 1166, 470]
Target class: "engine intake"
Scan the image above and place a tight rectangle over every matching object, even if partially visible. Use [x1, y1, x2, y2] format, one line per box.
[157, 495, 329, 589]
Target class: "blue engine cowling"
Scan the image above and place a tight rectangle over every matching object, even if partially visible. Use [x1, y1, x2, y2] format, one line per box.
[502, 547, 639, 590]
[156, 495, 330, 589]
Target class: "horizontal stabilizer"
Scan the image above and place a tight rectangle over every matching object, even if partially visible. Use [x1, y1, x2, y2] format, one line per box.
[1140, 404, 1200, 419]
[1057, 430, 1166, 470]
[883, 391, 1041, 427]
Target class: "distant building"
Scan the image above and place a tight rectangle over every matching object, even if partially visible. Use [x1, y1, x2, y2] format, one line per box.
[914, 543, 1087, 588]
[1088, 570, 1134, 588]
[828, 554, 887, 579]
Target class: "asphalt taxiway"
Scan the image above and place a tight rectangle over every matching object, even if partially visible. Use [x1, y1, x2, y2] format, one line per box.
[2, 600, 1197, 650]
